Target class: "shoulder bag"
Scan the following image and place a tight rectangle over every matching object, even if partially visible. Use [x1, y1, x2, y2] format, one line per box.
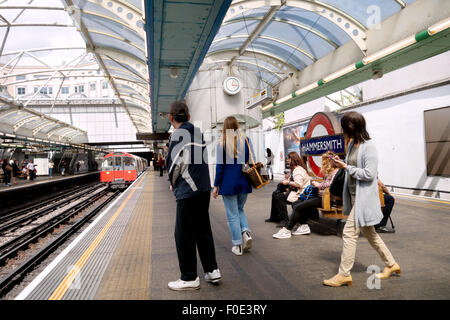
[242, 136, 270, 189]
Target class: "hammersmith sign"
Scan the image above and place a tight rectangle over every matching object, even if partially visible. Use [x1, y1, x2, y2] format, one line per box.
[300, 134, 345, 156]
[301, 112, 344, 177]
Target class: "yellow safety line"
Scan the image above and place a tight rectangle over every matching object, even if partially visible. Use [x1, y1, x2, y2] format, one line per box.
[48, 172, 147, 300]
[394, 193, 450, 206]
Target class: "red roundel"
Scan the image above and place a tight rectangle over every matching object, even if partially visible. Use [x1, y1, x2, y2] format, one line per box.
[305, 113, 338, 177]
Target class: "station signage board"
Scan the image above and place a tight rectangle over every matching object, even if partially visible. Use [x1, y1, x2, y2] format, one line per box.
[303, 112, 344, 177]
[300, 134, 345, 156]
[246, 87, 273, 109]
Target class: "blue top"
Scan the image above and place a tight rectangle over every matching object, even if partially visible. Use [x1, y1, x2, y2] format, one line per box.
[214, 136, 253, 196]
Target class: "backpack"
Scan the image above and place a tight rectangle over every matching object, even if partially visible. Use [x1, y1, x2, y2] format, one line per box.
[299, 184, 319, 201]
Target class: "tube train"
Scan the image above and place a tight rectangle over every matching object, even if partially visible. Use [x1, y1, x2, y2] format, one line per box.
[100, 152, 147, 188]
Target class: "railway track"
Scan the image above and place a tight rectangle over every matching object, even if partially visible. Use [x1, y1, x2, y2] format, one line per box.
[0, 187, 121, 297]
[0, 183, 103, 234]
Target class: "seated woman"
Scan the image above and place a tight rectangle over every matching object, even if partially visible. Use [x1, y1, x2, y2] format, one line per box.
[273, 151, 339, 239]
[266, 152, 310, 228]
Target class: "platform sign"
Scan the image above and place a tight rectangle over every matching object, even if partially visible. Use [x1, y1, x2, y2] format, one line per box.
[304, 112, 343, 177]
[300, 134, 345, 156]
[246, 87, 273, 109]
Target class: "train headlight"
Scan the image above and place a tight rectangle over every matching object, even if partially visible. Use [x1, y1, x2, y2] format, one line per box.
[106, 171, 110, 174]
[128, 171, 131, 173]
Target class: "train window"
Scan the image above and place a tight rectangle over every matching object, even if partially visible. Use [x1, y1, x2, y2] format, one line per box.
[102, 158, 114, 170]
[124, 157, 135, 170]
[114, 156, 122, 170]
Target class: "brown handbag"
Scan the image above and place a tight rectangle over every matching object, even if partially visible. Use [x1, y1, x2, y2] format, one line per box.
[242, 136, 270, 189]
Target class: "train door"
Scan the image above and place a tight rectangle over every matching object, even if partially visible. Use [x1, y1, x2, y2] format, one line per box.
[113, 156, 124, 180]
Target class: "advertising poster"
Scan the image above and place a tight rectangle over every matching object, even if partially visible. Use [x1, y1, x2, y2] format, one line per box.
[282, 123, 307, 169]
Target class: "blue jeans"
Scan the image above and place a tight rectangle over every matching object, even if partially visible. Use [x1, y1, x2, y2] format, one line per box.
[222, 193, 251, 245]
[49, 168, 53, 177]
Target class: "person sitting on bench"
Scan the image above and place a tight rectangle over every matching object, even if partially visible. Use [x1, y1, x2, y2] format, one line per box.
[273, 151, 339, 239]
[375, 179, 395, 233]
[265, 152, 310, 228]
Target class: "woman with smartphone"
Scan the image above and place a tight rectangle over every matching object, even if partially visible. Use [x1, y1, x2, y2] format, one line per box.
[323, 111, 401, 287]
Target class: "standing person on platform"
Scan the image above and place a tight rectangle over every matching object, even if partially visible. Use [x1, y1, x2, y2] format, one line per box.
[212, 116, 254, 256]
[26, 159, 37, 181]
[48, 160, 54, 178]
[1, 159, 12, 186]
[11, 159, 19, 185]
[166, 101, 220, 291]
[265, 148, 274, 180]
[157, 153, 165, 177]
[323, 111, 401, 287]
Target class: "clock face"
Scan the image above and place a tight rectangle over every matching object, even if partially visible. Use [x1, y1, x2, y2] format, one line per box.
[223, 76, 242, 95]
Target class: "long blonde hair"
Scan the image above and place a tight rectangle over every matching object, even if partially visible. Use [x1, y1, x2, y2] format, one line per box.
[221, 116, 244, 159]
[321, 151, 338, 175]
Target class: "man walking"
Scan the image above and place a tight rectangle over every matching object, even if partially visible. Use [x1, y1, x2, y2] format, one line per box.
[166, 101, 221, 291]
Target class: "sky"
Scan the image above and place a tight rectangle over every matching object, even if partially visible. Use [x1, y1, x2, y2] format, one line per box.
[0, 0, 87, 67]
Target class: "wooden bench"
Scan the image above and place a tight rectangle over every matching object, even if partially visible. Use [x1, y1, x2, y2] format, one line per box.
[319, 185, 385, 220]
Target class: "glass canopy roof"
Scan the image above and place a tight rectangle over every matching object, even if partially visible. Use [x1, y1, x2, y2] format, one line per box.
[0, 0, 150, 134]
[205, 0, 417, 87]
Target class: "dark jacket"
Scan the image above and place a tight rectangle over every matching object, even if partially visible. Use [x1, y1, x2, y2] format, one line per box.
[167, 122, 211, 201]
[214, 136, 253, 196]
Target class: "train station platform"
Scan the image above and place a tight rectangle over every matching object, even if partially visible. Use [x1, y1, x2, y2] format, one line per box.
[0, 172, 99, 194]
[11, 170, 450, 300]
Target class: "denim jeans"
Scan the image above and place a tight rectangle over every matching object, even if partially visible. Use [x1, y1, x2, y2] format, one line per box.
[222, 193, 251, 245]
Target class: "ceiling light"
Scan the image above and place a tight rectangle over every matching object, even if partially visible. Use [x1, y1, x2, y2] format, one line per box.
[169, 67, 178, 79]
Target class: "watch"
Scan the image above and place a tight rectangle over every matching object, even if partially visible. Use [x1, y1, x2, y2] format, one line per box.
[223, 76, 242, 96]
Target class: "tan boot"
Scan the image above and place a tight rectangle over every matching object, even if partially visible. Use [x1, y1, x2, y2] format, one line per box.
[376, 263, 401, 280]
[323, 274, 353, 287]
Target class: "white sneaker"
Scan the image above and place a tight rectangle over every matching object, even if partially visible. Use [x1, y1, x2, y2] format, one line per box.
[231, 245, 243, 256]
[292, 224, 311, 236]
[242, 231, 252, 251]
[205, 269, 222, 283]
[168, 277, 200, 291]
[273, 227, 291, 239]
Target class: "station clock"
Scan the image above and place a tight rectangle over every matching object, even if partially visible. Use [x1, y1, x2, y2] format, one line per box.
[223, 76, 242, 96]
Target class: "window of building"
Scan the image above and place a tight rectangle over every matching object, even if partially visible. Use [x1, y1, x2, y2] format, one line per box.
[90, 83, 96, 91]
[16, 75, 26, 81]
[75, 85, 85, 93]
[424, 106, 450, 177]
[61, 87, 69, 94]
[17, 87, 26, 95]
[33, 86, 53, 95]
[102, 81, 108, 89]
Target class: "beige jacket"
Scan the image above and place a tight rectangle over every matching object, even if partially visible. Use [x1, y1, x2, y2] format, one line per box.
[287, 166, 311, 203]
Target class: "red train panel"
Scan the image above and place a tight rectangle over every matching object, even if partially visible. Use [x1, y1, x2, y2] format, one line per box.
[100, 152, 147, 188]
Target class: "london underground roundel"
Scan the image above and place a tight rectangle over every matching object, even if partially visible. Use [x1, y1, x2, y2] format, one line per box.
[304, 112, 342, 177]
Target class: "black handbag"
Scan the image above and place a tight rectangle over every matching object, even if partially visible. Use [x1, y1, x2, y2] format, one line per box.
[329, 168, 345, 197]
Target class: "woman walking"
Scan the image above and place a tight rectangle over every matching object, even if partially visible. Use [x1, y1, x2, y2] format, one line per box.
[212, 116, 253, 256]
[265, 148, 274, 180]
[323, 111, 401, 287]
[266, 152, 310, 227]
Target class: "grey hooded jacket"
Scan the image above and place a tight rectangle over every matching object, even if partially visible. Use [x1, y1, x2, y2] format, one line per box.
[343, 140, 383, 227]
